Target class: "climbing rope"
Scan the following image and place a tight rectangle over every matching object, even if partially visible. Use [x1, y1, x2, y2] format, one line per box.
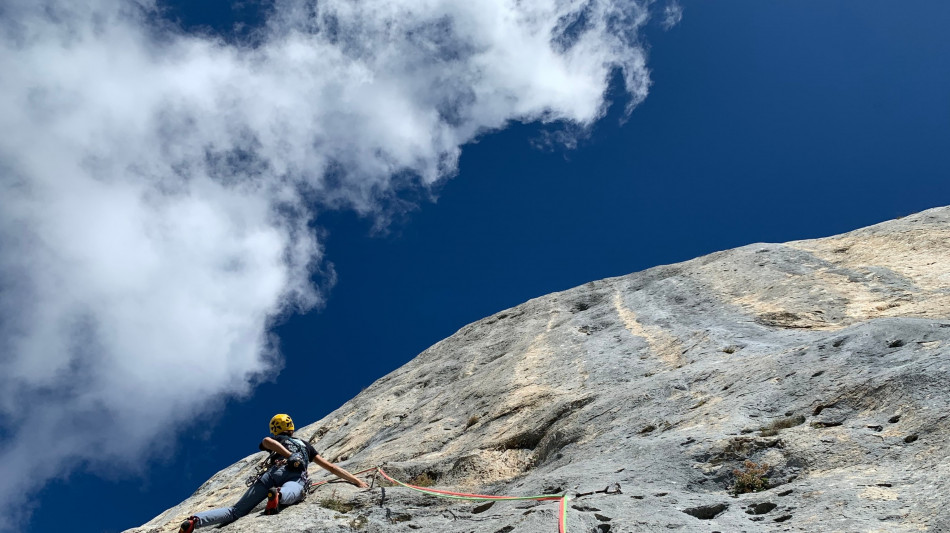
[308, 466, 569, 533]
[306, 466, 379, 493]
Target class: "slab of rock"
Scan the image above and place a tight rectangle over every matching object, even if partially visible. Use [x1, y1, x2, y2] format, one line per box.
[127, 207, 950, 533]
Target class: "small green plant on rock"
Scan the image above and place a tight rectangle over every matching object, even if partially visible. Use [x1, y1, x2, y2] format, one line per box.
[319, 489, 355, 513]
[349, 515, 368, 530]
[409, 472, 436, 487]
[759, 414, 805, 436]
[732, 460, 770, 495]
[389, 513, 412, 524]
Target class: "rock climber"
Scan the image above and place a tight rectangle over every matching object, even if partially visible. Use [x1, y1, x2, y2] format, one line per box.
[179, 413, 369, 532]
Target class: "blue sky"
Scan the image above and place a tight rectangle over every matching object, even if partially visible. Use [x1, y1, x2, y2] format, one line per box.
[5, 1, 949, 532]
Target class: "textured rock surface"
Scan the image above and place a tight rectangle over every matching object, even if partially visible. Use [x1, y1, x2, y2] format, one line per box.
[128, 207, 950, 533]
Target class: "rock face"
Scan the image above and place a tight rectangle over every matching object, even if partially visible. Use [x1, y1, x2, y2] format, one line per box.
[128, 207, 950, 533]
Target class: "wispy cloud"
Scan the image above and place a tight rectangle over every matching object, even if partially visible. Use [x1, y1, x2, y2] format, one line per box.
[662, 1, 684, 30]
[0, 0, 655, 522]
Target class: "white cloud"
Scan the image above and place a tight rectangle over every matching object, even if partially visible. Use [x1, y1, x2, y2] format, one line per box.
[0, 0, 654, 522]
[662, 1, 684, 30]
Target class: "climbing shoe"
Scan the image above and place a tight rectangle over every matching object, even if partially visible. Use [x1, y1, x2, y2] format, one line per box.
[264, 487, 281, 515]
[178, 517, 197, 533]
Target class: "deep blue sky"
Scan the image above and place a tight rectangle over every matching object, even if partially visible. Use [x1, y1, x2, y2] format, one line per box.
[30, 1, 950, 532]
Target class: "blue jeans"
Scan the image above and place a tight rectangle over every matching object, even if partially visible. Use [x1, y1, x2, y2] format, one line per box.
[193, 465, 306, 527]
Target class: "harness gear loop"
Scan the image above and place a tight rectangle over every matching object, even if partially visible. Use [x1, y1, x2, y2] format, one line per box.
[244, 456, 272, 487]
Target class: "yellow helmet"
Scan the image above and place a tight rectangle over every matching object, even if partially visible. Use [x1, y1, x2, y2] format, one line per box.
[269, 414, 294, 435]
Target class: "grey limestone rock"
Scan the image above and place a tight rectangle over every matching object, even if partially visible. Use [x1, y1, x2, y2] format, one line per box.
[127, 206, 950, 533]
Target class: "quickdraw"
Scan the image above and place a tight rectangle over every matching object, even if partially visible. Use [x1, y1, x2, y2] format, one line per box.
[243, 457, 270, 487]
[244, 453, 286, 487]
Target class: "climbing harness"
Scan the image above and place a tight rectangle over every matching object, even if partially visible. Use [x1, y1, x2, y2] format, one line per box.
[244, 436, 312, 487]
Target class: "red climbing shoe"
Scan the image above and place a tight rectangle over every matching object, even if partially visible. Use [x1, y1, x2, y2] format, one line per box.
[264, 487, 281, 515]
[178, 517, 197, 533]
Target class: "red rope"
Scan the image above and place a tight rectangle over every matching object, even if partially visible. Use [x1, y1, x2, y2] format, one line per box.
[307, 465, 569, 533]
[374, 467, 568, 533]
[375, 468, 561, 500]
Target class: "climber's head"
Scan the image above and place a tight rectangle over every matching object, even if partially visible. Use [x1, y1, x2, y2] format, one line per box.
[269, 413, 295, 436]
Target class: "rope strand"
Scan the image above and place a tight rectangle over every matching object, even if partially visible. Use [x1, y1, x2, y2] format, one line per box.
[305, 465, 570, 532]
